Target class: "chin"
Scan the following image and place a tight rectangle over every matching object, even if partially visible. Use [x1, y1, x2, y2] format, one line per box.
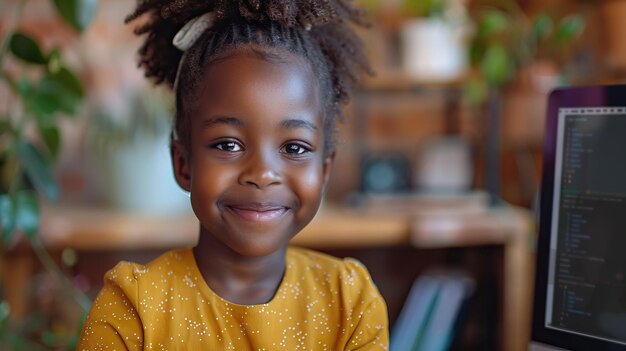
[220, 220, 303, 258]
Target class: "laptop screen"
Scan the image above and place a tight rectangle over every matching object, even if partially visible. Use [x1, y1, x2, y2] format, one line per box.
[544, 106, 626, 345]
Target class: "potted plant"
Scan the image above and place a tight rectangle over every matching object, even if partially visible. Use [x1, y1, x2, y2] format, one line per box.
[85, 87, 191, 215]
[464, 0, 585, 203]
[0, 0, 97, 349]
[465, 2, 585, 103]
[400, 0, 471, 81]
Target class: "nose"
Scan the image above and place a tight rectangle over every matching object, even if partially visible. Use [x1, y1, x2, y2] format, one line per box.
[238, 150, 282, 189]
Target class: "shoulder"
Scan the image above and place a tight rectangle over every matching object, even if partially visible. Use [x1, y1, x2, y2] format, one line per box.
[79, 253, 192, 350]
[103, 249, 193, 293]
[288, 246, 372, 274]
[287, 246, 382, 301]
[286, 247, 389, 347]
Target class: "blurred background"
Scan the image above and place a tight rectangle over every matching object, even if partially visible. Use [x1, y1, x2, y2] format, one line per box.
[0, 0, 622, 349]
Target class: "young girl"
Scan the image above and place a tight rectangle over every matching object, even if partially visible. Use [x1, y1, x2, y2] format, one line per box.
[78, 0, 388, 349]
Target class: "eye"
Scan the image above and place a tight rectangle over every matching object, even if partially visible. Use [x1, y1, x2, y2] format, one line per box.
[282, 143, 310, 155]
[213, 141, 243, 152]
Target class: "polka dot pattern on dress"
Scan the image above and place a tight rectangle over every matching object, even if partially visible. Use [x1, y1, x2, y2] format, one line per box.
[77, 247, 389, 350]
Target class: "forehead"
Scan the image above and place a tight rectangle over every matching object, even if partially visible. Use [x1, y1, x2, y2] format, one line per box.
[195, 50, 322, 124]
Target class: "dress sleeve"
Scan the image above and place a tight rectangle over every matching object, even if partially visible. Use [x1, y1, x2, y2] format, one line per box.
[343, 259, 390, 351]
[77, 262, 144, 350]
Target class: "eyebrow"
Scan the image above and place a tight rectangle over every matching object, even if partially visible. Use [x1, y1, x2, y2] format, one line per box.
[201, 116, 317, 131]
[280, 119, 318, 132]
[201, 116, 244, 128]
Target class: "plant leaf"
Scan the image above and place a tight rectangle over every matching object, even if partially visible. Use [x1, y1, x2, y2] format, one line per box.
[0, 320, 48, 351]
[37, 77, 78, 115]
[51, 66, 84, 99]
[555, 15, 585, 44]
[20, 67, 84, 118]
[0, 300, 10, 333]
[34, 67, 84, 116]
[39, 125, 61, 159]
[17, 142, 59, 200]
[0, 120, 8, 135]
[15, 191, 39, 239]
[9, 33, 48, 64]
[463, 78, 488, 105]
[404, 0, 445, 17]
[16, 76, 32, 96]
[0, 155, 18, 193]
[66, 310, 89, 350]
[469, 39, 486, 66]
[532, 14, 553, 42]
[479, 10, 508, 39]
[53, 0, 99, 32]
[47, 48, 62, 74]
[0, 300, 9, 322]
[481, 43, 513, 86]
[25, 90, 65, 117]
[0, 194, 16, 244]
[16, 77, 59, 117]
[41, 331, 57, 347]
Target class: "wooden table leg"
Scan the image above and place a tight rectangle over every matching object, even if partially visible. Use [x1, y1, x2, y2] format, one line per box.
[503, 209, 536, 351]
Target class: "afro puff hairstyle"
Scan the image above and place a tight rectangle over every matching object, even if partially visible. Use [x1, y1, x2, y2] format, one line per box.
[125, 0, 372, 153]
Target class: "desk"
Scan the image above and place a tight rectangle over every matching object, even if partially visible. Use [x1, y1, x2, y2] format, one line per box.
[34, 205, 410, 251]
[3, 200, 534, 351]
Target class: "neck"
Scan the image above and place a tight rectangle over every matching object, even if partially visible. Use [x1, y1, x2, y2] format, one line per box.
[192, 226, 287, 305]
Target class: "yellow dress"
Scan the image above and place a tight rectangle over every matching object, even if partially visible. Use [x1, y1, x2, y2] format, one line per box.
[78, 246, 389, 350]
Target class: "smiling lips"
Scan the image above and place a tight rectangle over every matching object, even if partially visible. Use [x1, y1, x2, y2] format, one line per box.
[225, 203, 289, 222]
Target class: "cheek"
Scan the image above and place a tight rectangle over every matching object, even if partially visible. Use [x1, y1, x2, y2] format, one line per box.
[294, 163, 326, 203]
[189, 160, 234, 205]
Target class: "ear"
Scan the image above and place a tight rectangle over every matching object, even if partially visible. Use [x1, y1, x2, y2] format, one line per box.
[171, 140, 191, 192]
[322, 150, 336, 187]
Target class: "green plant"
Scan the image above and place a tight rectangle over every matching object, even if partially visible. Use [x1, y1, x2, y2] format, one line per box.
[465, 0, 585, 103]
[462, 0, 584, 204]
[403, 0, 448, 18]
[86, 87, 173, 154]
[0, 0, 97, 349]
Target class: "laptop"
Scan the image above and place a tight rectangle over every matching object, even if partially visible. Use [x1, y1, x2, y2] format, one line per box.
[531, 85, 626, 350]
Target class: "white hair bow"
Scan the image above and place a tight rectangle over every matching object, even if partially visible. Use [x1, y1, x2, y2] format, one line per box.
[172, 12, 215, 51]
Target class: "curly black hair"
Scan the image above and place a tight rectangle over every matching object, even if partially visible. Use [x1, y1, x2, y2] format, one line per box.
[125, 0, 371, 153]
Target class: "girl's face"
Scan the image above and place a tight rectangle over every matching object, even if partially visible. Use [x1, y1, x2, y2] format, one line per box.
[173, 51, 333, 257]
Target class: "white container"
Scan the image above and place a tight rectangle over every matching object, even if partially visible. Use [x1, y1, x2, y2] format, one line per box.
[401, 18, 467, 81]
[93, 131, 192, 215]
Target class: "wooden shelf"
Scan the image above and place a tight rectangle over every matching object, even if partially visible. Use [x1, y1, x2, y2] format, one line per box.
[360, 68, 470, 92]
[33, 193, 518, 251]
[4, 196, 536, 351]
[34, 204, 411, 251]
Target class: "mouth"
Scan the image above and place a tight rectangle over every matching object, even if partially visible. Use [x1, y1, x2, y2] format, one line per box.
[224, 203, 290, 222]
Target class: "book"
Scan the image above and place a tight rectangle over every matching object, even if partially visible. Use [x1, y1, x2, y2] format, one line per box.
[416, 272, 474, 351]
[391, 270, 475, 351]
[391, 275, 441, 351]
